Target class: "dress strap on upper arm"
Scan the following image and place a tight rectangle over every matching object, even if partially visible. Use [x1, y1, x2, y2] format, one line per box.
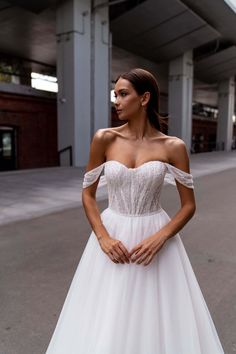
[164, 163, 194, 189]
[83, 163, 105, 188]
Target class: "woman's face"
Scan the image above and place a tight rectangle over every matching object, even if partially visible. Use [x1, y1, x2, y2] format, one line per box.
[114, 78, 143, 121]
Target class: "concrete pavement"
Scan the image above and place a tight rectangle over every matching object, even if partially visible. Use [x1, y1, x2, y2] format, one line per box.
[0, 151, 236, 354]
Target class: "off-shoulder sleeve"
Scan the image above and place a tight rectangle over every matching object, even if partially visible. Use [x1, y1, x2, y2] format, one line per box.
[164, 163, 194, 189]
[83, 163, 105, 188]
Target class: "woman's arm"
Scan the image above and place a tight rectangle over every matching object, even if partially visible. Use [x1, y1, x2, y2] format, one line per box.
[82, 129, 130, 264]
[130, 139, 196, 266]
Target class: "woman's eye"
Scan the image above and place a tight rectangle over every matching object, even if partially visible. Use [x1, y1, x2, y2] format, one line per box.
[121, 92, 127, 97]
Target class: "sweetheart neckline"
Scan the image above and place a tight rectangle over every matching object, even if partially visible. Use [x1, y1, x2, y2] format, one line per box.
[105, 159, 168, 170]
[84, 160, 193, 177]
[83, 160, 194, 189]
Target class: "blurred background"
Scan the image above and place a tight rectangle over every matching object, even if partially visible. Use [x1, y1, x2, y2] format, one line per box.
[0, 0, 236, 172]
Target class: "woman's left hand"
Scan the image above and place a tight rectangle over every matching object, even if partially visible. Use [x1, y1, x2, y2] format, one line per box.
[130, 232, 168, 266]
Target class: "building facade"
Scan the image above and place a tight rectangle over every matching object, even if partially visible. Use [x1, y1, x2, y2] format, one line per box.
[0, 0, 235, 170]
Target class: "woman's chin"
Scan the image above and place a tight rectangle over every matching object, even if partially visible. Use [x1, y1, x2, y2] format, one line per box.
[117, 113, 128, 121]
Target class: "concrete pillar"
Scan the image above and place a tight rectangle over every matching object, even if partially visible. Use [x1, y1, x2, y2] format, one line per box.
[217, 77, 235, 151]
[168, 51, 193, 151]
[56, 0, 109, 167]
[92, 0, 110, 134]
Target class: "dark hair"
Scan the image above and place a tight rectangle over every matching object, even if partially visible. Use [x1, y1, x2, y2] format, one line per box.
[115, 68, 165, 131]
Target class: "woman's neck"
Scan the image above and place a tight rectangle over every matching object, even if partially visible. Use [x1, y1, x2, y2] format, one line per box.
[125, 114, 158, 140]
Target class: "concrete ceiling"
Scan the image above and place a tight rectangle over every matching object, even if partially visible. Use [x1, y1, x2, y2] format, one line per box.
[110, 0, 220, 63]
[0, 0, 56, 70]
[5, 0, 59, 13]
[181, 0, 236, 44]
[0, 0, 235, 86]
[195, 46, 236, 83]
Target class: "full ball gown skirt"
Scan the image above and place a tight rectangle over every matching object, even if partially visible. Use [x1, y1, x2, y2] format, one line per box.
[45, 160, 224, 354]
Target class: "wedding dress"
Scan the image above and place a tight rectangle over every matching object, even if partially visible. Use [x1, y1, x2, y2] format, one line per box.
[45, 160, 224, 354]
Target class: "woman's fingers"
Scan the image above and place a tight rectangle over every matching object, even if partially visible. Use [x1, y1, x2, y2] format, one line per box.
[130, 245, 147, 262]
[136, 249, 152, 264]
[104, 237, 161, 265]
[110, 248, 124, 263]
[118, 243, 130, 263]
[108, 241, 130, 264]
[130, 244, 142, 259]
[141, 242, 165, 265]
[135, 249, 151, 264]
[100, 238, 125, 264]
[143, 253, 153, 266]
[113, 244, 129, 263]
[130, 244, 141, 255]
[131, 236, 165, 264]
[110, 253, 119, 263]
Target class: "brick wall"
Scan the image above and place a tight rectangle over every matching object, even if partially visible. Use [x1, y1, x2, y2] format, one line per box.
[0, 92, 58, 169]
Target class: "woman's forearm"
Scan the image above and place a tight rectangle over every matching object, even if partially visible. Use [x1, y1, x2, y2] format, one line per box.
[157, 203, 196, 241]
[82, 190, 131, 264]
[82, 192, 110, 240]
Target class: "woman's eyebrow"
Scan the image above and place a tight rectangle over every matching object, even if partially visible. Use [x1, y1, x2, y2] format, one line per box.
[114, 88, 128, 94]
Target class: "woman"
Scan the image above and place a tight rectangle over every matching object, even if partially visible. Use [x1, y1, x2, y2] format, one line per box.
[45, 68, 224, 353]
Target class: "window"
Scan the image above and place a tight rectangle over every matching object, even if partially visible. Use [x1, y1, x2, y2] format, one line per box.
[31, 72, 58, 93]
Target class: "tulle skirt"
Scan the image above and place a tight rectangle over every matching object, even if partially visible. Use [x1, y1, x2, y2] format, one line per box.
[45, 207, 224, 354]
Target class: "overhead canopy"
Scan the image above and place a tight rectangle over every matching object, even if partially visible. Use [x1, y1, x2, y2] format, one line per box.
[0, 0, 235, 84]
[110, 0, 220, 62]
[181, 0, 236, 44]
[0, 0, 56, 68]
[195, 46, 236, 83]
[4, 0, 59, 13]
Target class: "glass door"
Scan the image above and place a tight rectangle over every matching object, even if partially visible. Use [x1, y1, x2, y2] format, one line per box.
[0, 127, 16, 171]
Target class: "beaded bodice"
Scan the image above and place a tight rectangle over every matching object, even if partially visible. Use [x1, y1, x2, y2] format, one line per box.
[83, 160, 193, 216]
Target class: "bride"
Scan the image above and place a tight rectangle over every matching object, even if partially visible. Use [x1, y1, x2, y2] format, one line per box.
[45, 68, 224, 353]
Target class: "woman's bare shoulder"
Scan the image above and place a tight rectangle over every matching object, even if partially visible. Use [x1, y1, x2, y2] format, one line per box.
[153, 133, 186, 150]
[151, 133, 187, 164]
[93, 126, 127, 144]
[163, 135, 186, 149]
[87, 128, 118, 167]
[163, 135, 189, 168]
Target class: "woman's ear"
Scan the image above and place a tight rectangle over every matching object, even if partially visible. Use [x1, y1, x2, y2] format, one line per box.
[141, 91, 150, 106]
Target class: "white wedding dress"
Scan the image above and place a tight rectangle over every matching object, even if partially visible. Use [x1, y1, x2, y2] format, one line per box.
[45, 160, 224, 354]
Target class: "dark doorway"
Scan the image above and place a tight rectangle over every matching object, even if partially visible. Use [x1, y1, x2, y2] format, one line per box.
[0, 126, 17, 171]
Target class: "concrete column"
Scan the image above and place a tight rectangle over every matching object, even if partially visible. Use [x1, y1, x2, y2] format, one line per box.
[56, 0, 110, 167]
[56, 0, 91, 167]
[168, 51, 193, 151]
[91, 0, 110, 135]
[217, 77, 235, 151]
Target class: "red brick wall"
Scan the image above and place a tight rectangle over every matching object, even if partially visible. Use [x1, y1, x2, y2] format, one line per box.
[0, 92, 58, 169]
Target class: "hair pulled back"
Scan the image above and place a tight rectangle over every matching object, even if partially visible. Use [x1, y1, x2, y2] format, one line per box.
[115, 68, 164, 131]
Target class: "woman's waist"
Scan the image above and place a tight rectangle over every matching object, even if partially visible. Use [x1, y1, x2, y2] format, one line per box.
[106, 204, 163, 217]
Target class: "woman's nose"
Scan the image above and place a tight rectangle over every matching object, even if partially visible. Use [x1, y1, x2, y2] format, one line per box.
[114, 97, 119, 106]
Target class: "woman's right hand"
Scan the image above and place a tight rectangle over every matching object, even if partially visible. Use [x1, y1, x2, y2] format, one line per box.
[98, 236, 130, 264]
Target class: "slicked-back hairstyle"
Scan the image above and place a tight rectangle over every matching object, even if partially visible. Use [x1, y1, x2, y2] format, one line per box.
[115, 68, 164, 131]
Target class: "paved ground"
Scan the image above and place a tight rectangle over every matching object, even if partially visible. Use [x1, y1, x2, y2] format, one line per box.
[0, 151, 236, 354]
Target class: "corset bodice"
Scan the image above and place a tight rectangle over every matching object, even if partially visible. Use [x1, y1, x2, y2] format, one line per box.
[83, 160, 194, 216]
[105, 160, 165, 215]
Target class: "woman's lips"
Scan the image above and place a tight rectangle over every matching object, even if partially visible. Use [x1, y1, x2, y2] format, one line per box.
[116, 110, 122, 114]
